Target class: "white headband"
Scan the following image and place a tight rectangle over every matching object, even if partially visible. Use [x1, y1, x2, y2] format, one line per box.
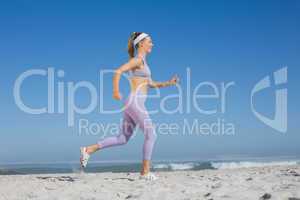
[133, 33, 149, 46]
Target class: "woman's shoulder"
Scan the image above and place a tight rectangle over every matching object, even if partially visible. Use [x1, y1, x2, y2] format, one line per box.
[129, 57, 144, 69]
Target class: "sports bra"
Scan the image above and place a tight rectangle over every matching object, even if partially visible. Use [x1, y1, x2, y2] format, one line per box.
[128, 55, 152, 79]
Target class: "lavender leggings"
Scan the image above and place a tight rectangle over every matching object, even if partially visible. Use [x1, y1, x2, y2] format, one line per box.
[97, 92, 157, 160]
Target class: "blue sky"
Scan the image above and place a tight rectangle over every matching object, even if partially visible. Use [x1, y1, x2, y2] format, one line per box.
[0, 0, 299, 164]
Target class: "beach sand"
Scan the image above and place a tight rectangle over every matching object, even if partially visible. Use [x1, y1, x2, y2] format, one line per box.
[0, 165, 300, 200]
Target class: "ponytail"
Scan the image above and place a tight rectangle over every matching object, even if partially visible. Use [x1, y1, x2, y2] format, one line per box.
[127, 32, 142, 58]
[128, 33, 135, 58]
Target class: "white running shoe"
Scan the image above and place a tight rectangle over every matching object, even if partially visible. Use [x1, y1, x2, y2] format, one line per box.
[80, 147, 90, 168]
[139, 172, 159, 181]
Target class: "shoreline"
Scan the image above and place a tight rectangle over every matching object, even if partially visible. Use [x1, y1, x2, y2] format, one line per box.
[1, 164, 300, 200]
[1, 158, 299, 175]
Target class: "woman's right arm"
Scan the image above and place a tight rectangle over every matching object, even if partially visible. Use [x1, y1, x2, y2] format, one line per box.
[113, 58, 142, 100]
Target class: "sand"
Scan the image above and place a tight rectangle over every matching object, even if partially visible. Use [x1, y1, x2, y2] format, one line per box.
[1, 165, 300, 200]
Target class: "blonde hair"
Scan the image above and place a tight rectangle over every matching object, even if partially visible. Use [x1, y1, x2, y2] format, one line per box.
[127, 32, 142, 58]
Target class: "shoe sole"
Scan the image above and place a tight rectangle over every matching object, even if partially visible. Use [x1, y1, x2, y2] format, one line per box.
[80, 147, 86, 168]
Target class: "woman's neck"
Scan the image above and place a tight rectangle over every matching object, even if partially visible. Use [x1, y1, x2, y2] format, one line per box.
[136, 50, 147, 59]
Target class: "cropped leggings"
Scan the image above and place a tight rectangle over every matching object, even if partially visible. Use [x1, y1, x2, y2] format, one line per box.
[97, 92, 157, 160]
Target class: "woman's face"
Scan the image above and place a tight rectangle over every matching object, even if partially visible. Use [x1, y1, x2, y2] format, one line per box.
[140, 37, 154, 53]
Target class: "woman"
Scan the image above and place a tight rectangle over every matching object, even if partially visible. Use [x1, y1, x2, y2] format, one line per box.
[80, 32, 179, 181]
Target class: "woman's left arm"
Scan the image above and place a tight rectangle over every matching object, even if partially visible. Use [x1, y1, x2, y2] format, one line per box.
[149, 74, 179, 88]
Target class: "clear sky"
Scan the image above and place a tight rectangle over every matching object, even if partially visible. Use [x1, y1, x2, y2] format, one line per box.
[0, 0, 299, 164]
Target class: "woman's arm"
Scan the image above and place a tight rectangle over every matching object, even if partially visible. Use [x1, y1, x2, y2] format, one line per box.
[149, 74, 179, 88]
[113, 58, 143, 100]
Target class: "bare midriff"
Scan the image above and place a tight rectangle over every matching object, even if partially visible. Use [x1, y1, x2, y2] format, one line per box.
[129, 77, 149, 95]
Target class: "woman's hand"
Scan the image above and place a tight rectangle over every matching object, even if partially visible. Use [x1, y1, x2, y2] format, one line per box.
[113, 91, 122, 100]
[169, 74, 179, 85]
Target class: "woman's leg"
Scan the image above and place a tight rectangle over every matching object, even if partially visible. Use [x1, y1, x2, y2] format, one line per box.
[85, 111, 136, 154]
[128, 104, 157, 175]
[141, 116, 157, 175]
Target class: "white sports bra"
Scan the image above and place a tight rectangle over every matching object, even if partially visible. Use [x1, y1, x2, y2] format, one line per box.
[129, 55, 152, 79]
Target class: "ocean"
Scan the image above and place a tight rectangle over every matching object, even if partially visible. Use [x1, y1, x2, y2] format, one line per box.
[1, 156, 299, 175]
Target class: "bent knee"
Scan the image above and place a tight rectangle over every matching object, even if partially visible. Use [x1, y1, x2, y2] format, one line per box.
[118, 135, 129, 145]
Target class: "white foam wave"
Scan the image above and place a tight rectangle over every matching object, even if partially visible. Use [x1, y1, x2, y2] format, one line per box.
[211, 160, 299, 169]
[169, 163, 195, 170]
[153, 163, 195, 170]
[153, 164, 169, 169]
